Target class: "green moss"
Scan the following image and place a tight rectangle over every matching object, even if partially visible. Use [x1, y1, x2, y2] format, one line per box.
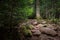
[20, 26, 26, 31]
[20, 24, 32, 36]
[26, 25, 33, 29]
[23, 30, 32, 36]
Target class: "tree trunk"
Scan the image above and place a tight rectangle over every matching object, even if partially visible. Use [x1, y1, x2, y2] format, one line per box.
[36, 0, 41, 19]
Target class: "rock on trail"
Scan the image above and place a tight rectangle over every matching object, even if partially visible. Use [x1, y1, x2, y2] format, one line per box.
[31, 30, 41, 36]
[39, 27, 57, 36]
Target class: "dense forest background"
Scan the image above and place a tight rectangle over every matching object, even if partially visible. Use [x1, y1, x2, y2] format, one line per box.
[0, 0, 60, 40]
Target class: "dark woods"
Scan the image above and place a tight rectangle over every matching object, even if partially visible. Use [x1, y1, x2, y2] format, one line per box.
[0, 0, 60, 40]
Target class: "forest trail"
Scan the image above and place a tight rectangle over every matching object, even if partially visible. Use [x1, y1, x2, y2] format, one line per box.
[21, 19, 60, 40]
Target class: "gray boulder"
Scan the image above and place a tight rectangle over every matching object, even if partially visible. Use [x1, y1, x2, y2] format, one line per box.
[39, 27, 57, 36]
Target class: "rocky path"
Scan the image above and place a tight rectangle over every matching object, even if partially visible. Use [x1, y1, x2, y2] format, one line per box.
[21, 19, 60, 40]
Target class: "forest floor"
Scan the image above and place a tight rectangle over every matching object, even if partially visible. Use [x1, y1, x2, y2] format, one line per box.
[20, 19, 60, 40]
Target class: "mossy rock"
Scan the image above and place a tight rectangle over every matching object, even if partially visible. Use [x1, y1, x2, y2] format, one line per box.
[23, 30, 32, 37]
[20, 26, 26, 30]
[26, 25, 33, 30]
[20, 25, 32, 37]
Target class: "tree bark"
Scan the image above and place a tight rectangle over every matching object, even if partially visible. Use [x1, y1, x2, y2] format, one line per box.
[36, 0, 41, 19]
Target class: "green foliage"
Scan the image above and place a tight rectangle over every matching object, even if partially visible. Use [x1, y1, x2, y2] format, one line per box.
[0, 0, 34, 27]
[20, 6, 34, 18]
[40, 0, 60, 19]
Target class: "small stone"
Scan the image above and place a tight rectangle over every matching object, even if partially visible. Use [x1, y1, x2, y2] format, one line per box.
[41, 20, 46, 24]
[31, 30, 37, 33]
[36, 24, 45, 27]
[33, 30, 41, 36]
[32, 21, 38, 25]
[32, 27, 39, 30]
[30, 20, 38, 25]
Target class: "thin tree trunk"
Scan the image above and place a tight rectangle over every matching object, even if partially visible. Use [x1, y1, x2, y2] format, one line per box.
[36, 0, 41, 19]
